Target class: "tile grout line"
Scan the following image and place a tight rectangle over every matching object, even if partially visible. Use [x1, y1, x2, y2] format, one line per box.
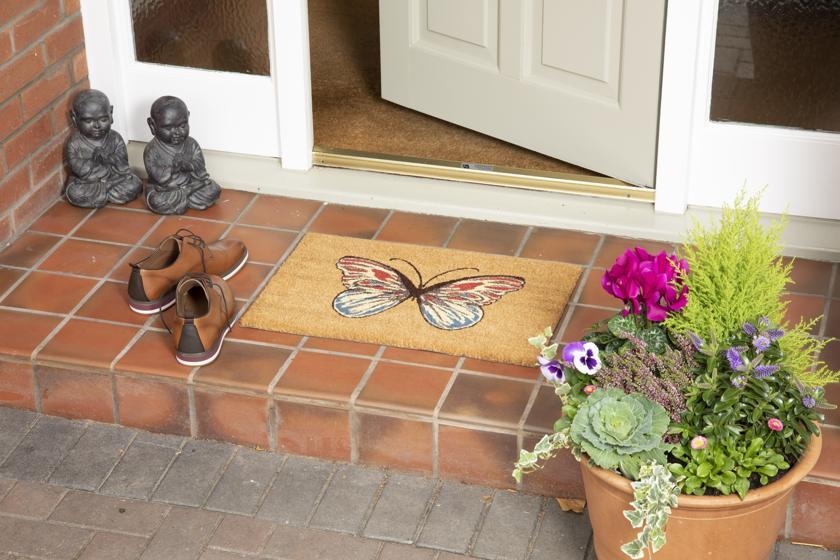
[554, 234, 607, 344]
[94, 429, 140, 494]
[817, 263, 837, 338]
[371, 209, 395, 240]
[303, 462, 339, 528]
[251, 453, 290, 518]
[431, 357, 464, 479]
[514, 225, 535, 258]
[349, 346, 387, 464]
[524, 496, 551, 560]
[465, 487, 496, 557]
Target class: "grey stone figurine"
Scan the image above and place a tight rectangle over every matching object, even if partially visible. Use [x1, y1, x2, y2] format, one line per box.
[143, 96, 221, 215]
[64, 89, 142, 208]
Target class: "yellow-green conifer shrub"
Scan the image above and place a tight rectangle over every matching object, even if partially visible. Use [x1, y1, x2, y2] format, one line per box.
[665, 189, 837, 387]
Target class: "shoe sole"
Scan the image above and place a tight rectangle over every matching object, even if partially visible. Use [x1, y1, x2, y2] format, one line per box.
[176, 322, 232, 367]
[128, 249, 249, 315]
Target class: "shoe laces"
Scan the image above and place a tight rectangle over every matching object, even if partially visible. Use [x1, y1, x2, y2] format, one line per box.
[174, 228, 209, 273]
[160, 273, 233, 336]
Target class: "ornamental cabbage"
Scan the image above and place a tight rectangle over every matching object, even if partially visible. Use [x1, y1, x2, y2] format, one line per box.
[570, 388, 671, 480]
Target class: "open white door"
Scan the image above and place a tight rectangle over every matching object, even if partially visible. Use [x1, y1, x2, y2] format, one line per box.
[379, 0, 666, 187]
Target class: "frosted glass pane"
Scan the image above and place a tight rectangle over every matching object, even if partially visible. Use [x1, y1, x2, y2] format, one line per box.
[131, 0, 269, 76]
[710, 0, 840, 132]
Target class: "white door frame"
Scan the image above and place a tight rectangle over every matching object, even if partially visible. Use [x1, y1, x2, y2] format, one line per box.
[79, 0, 313, 169]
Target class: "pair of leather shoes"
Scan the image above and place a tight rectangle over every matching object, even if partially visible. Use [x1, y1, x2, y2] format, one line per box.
[128, 229, 247, 366]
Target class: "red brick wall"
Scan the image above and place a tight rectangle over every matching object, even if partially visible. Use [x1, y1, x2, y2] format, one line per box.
[0, 0, 89, 247]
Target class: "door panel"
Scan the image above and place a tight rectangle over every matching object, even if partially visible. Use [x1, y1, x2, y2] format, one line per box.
[380, 0, 666, 186]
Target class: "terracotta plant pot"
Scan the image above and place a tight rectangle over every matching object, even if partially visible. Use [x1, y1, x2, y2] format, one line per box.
[580, 433, 822, 560]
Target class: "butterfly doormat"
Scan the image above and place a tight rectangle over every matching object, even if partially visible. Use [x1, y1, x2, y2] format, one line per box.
[240, 233, 582, 366]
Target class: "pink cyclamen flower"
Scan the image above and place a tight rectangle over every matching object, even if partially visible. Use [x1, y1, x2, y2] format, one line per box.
[690, 435, 708, 450]
[583, 385, 597, 395]
[767, 418, 784, 432]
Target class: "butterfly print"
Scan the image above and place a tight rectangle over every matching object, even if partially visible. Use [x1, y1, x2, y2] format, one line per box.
[332, 256, 526, 330]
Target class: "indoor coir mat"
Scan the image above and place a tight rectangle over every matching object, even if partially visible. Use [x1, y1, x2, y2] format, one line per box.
[240, 233, 582, 365]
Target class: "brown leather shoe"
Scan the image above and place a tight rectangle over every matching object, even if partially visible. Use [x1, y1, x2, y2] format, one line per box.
[172, 273, 235, 366]
[128, 229, 247, 314]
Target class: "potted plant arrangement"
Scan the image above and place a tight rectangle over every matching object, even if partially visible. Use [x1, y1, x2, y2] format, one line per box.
[514, 191, 837, 559]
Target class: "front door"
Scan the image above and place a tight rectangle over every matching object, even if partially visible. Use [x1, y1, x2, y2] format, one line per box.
[379, 0, 667, 187]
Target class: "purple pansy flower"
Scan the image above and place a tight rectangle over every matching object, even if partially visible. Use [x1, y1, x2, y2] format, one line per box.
[562, 341, 601, 375]
[537, 356, 564, 383]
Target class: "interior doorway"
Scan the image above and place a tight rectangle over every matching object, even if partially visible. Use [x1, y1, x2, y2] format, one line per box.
[307, 0, 617, 188]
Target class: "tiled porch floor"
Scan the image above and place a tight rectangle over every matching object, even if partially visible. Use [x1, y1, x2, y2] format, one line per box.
[0, 189, 839, 545]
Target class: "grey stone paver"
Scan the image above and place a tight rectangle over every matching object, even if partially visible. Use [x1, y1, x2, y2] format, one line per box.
[529, 500, 591, 560]
[309, 463, 385, 534]
[153, 440, 235, 507]
[100, 441, 181, 500]
[472, 491, 542, 560]
[133, 430, 186, 449]
[0, 516, 91, 559]
[257, 455, 334, 525]
[140, 506, 221, 560]
[0, 408, 36, 463]
[0, 480, 66, 518]
[77, 532, 148, 560]
[50, 490, 170, 536]
[262, 524, 380, 560]
[199, 550, 252, 560]
[774, 543, 840, 560]
[205, 447, 284, 516]
[0, 415, 85, 481]
[416, 481, 490, 554]
[379, 542, 437, 559]
[49, 422, 135, 491]
[363, 473, 437, 543]
[0, 479, 13, 501]
[208, 515, 275, 555]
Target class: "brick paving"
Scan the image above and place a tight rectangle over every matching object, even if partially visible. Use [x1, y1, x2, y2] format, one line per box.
[0, 407, 836, 560]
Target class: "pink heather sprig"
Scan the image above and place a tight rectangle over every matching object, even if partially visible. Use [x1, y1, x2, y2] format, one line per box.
[601, 247, 689, 322]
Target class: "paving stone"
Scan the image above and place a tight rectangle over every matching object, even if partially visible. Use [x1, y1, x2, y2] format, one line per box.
[309, 463, 385, 534]
[50, 423, 135, 491]
[472, 491, 542, 560]
[0, 408, 36, 463]
[153, 440, 235, 507]
[77, 532, 148, 560]
[133, 430, 186, 449]
[416, 481, 489, 554]
[0, 516, 91, 559]
[262, 524, 380, 560]
[208, 514, 275, 555]
[205, 447, 284, 515]
[528, 499, 591, 560]
[0, 480, 66, 518]
[257, 455, 333, 525]
[0, 478, 15, 501]
[199, 551, 252, 560]
[100, 441, 180, 500]
[775, 543, 840, 560]
[140, 506, 221, 560]
[50, 490, 169, 536]
[363, 473, 436, 543]
[0, 416, 85, 482]
[379, 542, 437, 560]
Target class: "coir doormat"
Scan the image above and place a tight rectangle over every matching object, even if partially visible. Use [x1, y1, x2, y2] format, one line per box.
[240, 233, 582, 365]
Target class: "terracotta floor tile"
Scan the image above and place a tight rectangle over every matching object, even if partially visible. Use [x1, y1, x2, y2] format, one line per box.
[308, 204, 389, 238]
[519, 440, 583, 498]
[594, 236, 676, 268]
[356, 362, 452, 414]
[273, 351, 370, 403]
[0, 310, 62, 358]
[239, 195, 323, 230]
[0, 267, 24, 296]
[519, 228, 602, 265]
[460, 359, 540, 381]
[782, 293, 826, 335]
[438, 425, 518, 489]
[557, 305, 616, 343]
[38, 238, 128, 277]
[37, 319, 138, 370]
[823, 381, 840, 426]
[225, 225, 296, 265]
[375, 212, 457, 247]
[811, 425, 840, 481]
[114, 330, 192, 380]
[194, 389, 270, 448]
[144, 216, 230, 248]
[115, 374, 191, 435]
[446, 219, 527, 256]
[439, 373, 533, 428]
[791, 481, 840, 548]
[823, 302, 840, 339]
[524, 384, 563, 433]
[75, 281, 149, 326]
[228, 325, 302, 347]
[357, 413, 433, 473]
[303, 337, 382, 356]
[37, 365, 114, 423]
[381, 347, 460, 369]
[28, 201, 92, 235]
[184, 188, 254, 222]
[275, 400, 350, 461]
[0, 231, 61, 268]
[227, 262, 273, 302]
[72, 207, 161, 246]
[578, 269, 622, 309]
[1, 271, 97, 314]
[0, 360, 36, 410]
[784, 257, 834, 296]
[194, 341, 291, 392]
[108, 247, 148, 283]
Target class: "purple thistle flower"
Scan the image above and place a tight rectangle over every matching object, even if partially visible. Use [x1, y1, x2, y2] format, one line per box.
[537, 356, 564, 383]
[726, 347, 747, 372]
[752, 335, 771, 352]
[754, 364, 780, 378]
[802, 395, 817, 408]
[731, 375, 747, 388]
